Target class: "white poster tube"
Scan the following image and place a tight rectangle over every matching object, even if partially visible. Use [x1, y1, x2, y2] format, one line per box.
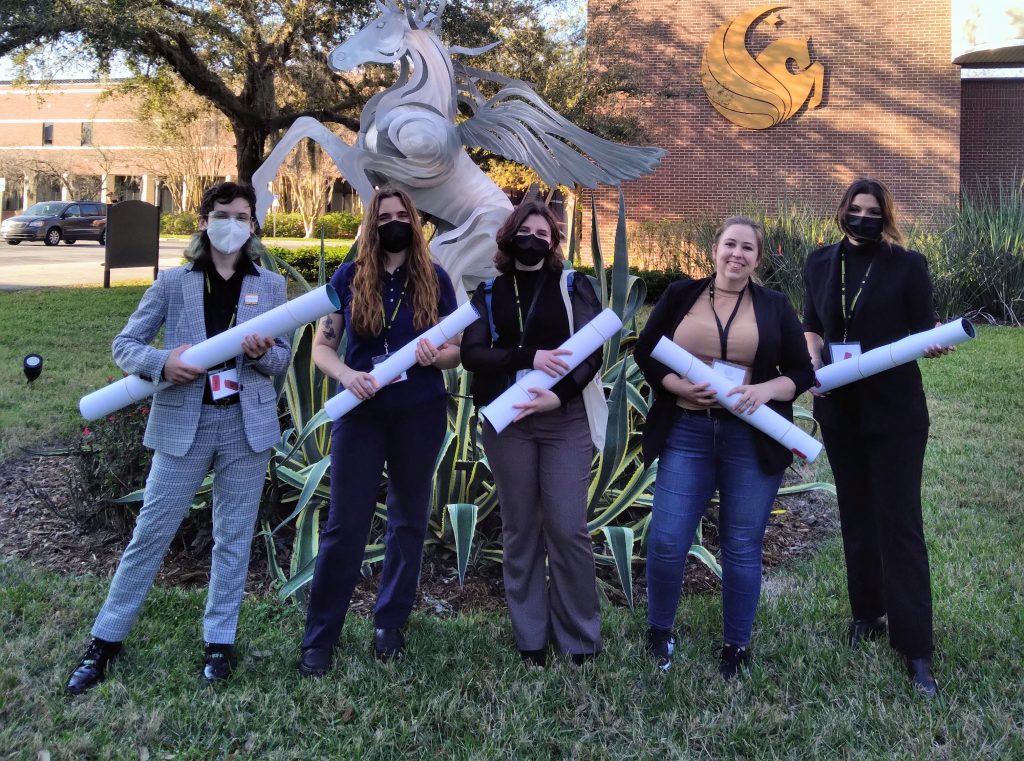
[814, 318, 975, 394]
[482, 309, 623, 434]
[79, 285, 341, 421]
[323, 301, 480, 420]
[650, 337, 823, 462]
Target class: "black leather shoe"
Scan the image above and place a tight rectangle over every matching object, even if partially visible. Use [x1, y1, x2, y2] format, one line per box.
[848, 617, 887, 647]
[299, 646, 332, 677]
[570, 652, 599, 667]
[66, 638, 123, 695]
[519, 648, 547, 667]
[647, 626, 676, 672]
[201, 643, 236, 684]
[373, 628, 405, 661]
[907, 657, 938, 698]
[719, 643, 751, 680]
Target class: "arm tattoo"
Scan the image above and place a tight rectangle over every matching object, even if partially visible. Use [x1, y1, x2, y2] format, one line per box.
[321, 315, 338, 340]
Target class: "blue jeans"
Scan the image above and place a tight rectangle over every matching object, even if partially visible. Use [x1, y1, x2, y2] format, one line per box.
[646, 413, 784, 646]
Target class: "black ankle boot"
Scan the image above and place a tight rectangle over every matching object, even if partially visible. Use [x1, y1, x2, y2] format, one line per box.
[848, 616, 887, 647]
[646, 626, 676, 672]
[718, 643, 750, 680]
[66, 638, 123, 695]
[519, 648, 547, 667]
[906, 657, 938, 698]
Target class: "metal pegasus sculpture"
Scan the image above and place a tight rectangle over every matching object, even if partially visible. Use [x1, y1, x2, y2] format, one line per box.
[252, 0, 664, 292]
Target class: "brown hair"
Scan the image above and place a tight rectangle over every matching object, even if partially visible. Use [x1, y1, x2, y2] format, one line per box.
[350, 186, 439, 335]
[713, 215, 765, 262]
[493, 201, 564, 274]
[836, 177, 903, 244]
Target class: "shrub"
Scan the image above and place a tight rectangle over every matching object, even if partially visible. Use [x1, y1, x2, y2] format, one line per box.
[264, 245, 354, 284]
[160, 212, 198, 235]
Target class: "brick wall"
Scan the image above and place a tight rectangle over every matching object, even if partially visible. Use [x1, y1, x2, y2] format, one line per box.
[961, 79, 1024, 194]
[586, 0, 961, 255]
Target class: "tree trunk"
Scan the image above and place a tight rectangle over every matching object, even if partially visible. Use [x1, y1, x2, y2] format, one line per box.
[233, 122, 270, 185]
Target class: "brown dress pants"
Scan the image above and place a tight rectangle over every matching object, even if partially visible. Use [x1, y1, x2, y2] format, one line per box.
[482, 397, 602, 655]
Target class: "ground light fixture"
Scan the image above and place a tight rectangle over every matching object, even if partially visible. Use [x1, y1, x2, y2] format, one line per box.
[23, 353, 43, 383]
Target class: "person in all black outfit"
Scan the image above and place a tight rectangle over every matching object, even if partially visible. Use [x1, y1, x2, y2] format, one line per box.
[298, 187, 461, 676]
[802, 177, 953, 698]
[461, 201, 604, 666]
[634, 216, 814, 678]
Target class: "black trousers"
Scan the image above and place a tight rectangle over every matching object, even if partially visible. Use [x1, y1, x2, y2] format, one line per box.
[821, 424, 933, 659]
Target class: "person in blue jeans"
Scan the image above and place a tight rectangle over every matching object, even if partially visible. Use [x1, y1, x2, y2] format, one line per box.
[633, 216, 814, 678]
[297, 187, 462, 676]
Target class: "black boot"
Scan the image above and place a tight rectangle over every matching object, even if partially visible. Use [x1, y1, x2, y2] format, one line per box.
[66, 638, 123, 695]
[373, 628, 405, 661]
[718, 643, 750, 681]
[202, 643, 236, 684]
[299, 646, 333, 677]
[848, 616, 887, 647]
[907, 657, 938, 698]
[519, 648, 547, 667]
[646, 626, 676, 672]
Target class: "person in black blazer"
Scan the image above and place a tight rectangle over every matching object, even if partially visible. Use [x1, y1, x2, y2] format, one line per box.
[634, 216, 814, 678]
[802, 177, 952, 698]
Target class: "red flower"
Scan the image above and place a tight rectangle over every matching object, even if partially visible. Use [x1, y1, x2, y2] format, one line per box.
[106, 376, 115, 384]
[82, 427, 93, 438]
[107, 416, 115, 422]
[140, 406, 150, 416]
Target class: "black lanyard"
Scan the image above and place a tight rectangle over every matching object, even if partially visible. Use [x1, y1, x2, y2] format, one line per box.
[840, 248, 875, 341]
[709, 279, 746, 362]
[511, 271, 545, 349]
[381, 279, 407, 353]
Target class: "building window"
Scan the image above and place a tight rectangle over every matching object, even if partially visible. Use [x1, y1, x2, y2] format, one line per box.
[81, 122, 93, 146]
[42, 123, 54, 145]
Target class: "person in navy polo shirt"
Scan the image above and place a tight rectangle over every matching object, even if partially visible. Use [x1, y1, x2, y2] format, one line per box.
[298, 187, 461, 675]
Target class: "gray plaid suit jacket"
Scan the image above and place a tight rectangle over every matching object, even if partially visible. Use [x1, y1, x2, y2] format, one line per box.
[112, 261, 292, 456]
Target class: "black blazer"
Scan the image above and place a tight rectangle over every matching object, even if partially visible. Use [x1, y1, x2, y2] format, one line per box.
[802, 241, 936, 435]
[634, 276, 815, 474]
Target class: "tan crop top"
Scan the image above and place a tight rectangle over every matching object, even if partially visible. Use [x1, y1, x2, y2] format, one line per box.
[671, 285, 758, 409]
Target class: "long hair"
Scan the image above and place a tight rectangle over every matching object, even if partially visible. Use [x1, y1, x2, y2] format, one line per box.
[187, 181, 262, 262]
[836, 177, 903, 244]
[493, 201, 564, 274]
[350, 186, 439, 335]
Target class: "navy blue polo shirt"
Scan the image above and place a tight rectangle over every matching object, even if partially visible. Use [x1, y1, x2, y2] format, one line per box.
[329, 261, 458, 411]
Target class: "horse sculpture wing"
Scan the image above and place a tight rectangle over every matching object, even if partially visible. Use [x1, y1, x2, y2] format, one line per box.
[456, 80, 664, 189]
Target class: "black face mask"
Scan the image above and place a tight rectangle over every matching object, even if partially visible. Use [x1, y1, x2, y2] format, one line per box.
[378, 220, 413, 253]
[845, 214, 884, 244]
[513, 234, 550, 267]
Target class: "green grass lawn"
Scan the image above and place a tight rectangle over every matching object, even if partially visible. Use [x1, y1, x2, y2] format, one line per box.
[0, 291, 1022, 758]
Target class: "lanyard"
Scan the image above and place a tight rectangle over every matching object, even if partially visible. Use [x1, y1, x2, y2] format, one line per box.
[511, 271, 545, 349]
[381, 279, 407, 353]
[840, 250, 874, 341]
[709, 279, 746, 362]
[204, 272, 238, 331]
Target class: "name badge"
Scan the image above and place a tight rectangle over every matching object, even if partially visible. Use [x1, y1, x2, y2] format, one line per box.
[208, 367, 240, 400]
[711, 359, 750, 387]
[829, 342, 863, 364]
[371, 353, 407, 384]
[244, 293, 258, 306]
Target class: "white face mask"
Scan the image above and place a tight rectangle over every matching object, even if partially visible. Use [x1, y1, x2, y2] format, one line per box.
[206, 218, 252, 255]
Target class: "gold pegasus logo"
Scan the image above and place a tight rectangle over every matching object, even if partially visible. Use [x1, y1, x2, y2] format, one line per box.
[700, 5, 825, 129]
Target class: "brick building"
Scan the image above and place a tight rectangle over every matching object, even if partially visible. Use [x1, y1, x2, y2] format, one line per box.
[587, 0, 1024, 238]
[0, 80, 236, 218]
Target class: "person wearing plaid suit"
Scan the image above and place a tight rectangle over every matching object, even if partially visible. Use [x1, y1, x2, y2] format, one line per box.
[65, 183, 292, 694]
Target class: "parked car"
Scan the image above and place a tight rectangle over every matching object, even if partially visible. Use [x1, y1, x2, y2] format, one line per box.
[1, 201, 107, 246]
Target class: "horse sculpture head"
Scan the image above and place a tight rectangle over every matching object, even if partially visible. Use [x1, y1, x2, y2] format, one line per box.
[329, 0, 447, 71]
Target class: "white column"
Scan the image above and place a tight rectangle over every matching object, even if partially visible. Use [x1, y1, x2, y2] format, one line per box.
[181, 179, 188, 211]
[141, 174, 155, 204]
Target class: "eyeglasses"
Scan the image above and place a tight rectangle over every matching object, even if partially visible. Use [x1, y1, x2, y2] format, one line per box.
[209, 211, 252, 223]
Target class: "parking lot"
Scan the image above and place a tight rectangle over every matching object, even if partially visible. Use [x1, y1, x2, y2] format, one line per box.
[0, 238, 189, 290]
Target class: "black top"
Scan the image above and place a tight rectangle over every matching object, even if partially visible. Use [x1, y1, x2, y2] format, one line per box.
[634, 276, 815, 474]
[329, 260, 458, 412]
[191, 253, 260, 403]
[461, 268, 602, 407]
[803, 240, 937, 434]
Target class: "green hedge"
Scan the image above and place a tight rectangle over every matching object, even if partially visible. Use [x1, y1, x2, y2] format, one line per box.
[160, 212, 198, 235]
[161, 211, 361, 239]
[265, 245, 354, 283]
[573, 264, 684, 304]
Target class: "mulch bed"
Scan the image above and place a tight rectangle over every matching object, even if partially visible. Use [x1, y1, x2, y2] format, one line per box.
[0, 454, 837, 616]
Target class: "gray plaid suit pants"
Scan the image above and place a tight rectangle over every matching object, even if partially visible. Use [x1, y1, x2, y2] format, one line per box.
[91, 404, 270, 644]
